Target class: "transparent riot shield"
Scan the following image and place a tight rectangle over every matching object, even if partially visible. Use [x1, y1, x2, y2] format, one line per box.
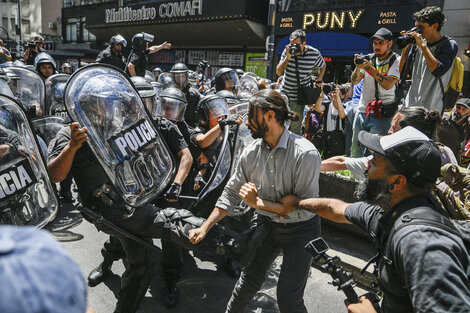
[197, 127, 232, 201]
[0, 78, 14, 98]
[31, 116, 65, 146]
[6, 66, 46, 119]
[0, 95, 59, 227]
[63, 64, 174, 207]
[229, 102, 249, 116]
[45, 73, 70, 119]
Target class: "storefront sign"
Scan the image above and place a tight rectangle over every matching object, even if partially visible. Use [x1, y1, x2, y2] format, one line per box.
[245, 53, 267, 78]
[275, 4, 421, 35]
[105, 0, 203, 23]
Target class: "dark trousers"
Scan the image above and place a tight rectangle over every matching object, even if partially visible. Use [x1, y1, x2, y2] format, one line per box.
[102, 235, 183, 283]
[90, 201, 237, 313]
[225, 216, 321, 313]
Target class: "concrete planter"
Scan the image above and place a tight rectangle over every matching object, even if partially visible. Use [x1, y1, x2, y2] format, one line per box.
[319, 172, 371, 239]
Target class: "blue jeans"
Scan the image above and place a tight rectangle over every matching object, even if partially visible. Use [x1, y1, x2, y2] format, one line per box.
[350, 112, 392, 157]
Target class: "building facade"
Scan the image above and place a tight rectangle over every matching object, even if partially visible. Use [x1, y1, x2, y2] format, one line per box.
[0, 0, 42, 57]
[61, 0, 269, 77]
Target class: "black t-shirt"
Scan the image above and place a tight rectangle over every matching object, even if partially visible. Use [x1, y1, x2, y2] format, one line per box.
[157, 117, 188, 157]
[96, 47, 127, 71]
[345, 198, 470, 313]
[182, 85, 202, 128]
[126, 49, 147, 77]
[48, 127, 108, 206]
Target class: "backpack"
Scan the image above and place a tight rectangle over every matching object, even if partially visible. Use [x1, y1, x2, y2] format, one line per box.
[434, 36, 464, 112]
[433, 163, 470, 220]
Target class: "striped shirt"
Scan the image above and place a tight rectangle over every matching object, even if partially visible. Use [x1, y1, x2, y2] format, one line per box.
[280, 45, 325, 102]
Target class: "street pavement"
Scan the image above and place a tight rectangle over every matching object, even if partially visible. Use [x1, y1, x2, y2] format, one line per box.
[49, 200, 372, 313]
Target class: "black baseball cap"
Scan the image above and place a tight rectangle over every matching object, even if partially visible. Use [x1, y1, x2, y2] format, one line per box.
[358, 126, 441, 186]
[370, 28, 394, 41]
[456, 98, 470, 109]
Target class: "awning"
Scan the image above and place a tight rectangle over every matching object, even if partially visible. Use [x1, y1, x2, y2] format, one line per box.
[277, 32, 371, 57]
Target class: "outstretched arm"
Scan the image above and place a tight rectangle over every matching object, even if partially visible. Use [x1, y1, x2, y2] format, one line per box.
[297, 198, 351, 224]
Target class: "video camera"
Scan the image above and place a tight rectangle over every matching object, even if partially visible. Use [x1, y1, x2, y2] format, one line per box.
[289, 43, 302, 55]
[397, 25, 423, 50]
[306, 238, 359, 303]
[322, 82, 336, 94]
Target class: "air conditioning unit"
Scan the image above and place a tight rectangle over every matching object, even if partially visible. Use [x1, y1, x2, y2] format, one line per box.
[48, 22, 57, 30]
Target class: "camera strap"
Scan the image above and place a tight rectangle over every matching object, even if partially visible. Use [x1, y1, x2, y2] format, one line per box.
[294, 56, 301, 87]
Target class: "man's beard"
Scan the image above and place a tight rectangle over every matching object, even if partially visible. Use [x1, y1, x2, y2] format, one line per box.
[249, 119, 269, 139]
[355, 174, 392, 210]
[375, 49, 390, 59]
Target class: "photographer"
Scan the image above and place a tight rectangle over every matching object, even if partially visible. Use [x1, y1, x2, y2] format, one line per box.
[350, 28, 400, 157]
[313, 85, 346, 158]
[24, 35, 46, 66]
[280, 127, 470, 313]
[400, 6, 458, 113]
[276, 29, 326, 135]
[0, 39, 12, 64]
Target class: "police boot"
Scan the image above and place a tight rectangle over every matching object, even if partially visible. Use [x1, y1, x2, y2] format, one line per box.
[162, 279, 179, 308]
[88, 259, 113, 287]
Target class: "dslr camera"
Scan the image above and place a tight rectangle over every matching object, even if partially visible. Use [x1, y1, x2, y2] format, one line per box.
[289, 43, 301, 55]
[322, 82, 336, 94]
[354, 54, 370, 65]
[396, 25, 423, 49]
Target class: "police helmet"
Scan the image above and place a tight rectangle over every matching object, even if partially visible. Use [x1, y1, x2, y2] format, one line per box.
[109, 34, 127, 48]
[132, 32, 154, 51]
[216, 90, 238, 107]
[155, 87, 187, 122]
[157, 72, 175, 89]
[144, 70, 156, 82]
[61, 62, 73, 74]
[131, 76, 156, 112]
[197, 94, 230, 127]
[214, 67, 240, 94]
[235, 68, 245, 78]
[170, 63, 189, 88]
[34, 53, 56, 73]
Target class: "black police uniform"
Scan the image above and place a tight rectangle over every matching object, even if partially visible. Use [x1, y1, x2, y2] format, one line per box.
[126, 49, 147, 77]
[96, 47, 127, 71]
[98, 117, 189, 285]
[48, 126, 243, 313]
[182, 85, 202, 128]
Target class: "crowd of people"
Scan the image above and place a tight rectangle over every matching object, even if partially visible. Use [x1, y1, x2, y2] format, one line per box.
[0, 4, 469, 313]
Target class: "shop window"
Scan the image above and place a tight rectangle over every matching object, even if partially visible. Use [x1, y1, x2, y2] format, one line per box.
[2, 18, 8, 31]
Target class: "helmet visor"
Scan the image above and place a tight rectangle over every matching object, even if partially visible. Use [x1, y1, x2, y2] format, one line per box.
[156, 97, 187, 122]
[219, 71, 241, 94]
[203, 97, 230, 123]
[172, 72, 188, 88]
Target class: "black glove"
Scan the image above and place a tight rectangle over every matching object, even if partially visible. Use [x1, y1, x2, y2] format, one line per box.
[165, 182, 181, 201]
[218, 116, 239, 129]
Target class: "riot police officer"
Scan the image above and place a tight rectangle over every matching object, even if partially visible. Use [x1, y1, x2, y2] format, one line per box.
[96, 35, 127, 71]
[126, 32, 171, 77]
[61, 62, 73, 75]
[34, 53, 57, 81]
[87, 76, 193, 308]
[153, 67, 163, 80]
[170, 63, 201, 128]
[214, 67, 241, 96]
